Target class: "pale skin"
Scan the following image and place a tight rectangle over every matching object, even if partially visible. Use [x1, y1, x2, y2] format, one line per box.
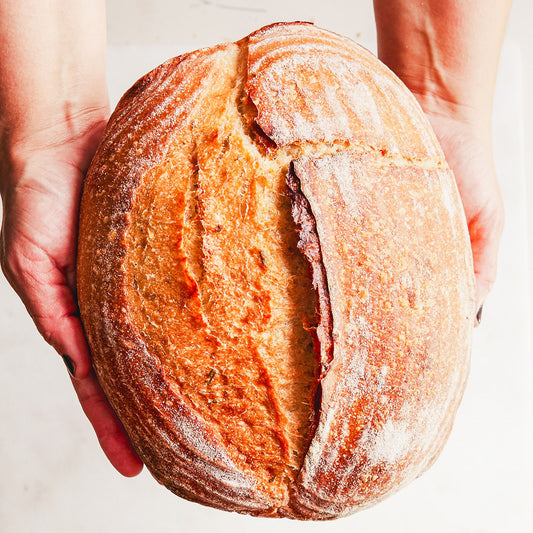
[374, 0, 510, 309]
[0, 1, 511, 474]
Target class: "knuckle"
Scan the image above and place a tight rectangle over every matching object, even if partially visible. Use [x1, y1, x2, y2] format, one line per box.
[37, 314, 72, 353]
[0, 247, 25, 290]
[4, 256, 33, 291]
[0, 242, 14, 278]
[40, 326, 58, 347]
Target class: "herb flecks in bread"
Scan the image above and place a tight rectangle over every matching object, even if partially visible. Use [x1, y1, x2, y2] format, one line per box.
[77, 22, 475, 520]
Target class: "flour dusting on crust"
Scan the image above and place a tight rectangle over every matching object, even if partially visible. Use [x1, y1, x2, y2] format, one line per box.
[78, 22, 475, 520]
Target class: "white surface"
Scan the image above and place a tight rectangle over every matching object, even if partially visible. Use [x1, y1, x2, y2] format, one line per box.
[106, 0, 376, 47]
[508, 1, 533, 365]
[1, 11, 532, 533]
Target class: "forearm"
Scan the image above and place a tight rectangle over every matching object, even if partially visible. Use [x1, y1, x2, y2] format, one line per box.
[0, 0, 108, 155]
[373, 0, 511, 141]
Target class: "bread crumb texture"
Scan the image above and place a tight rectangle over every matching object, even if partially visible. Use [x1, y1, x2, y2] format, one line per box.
[77, 22, 475, 519]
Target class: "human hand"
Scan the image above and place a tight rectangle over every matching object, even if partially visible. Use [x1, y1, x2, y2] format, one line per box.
[373, 0, 511, 324]
[416, 101, 504, 322]
[0, 117, 143, 476]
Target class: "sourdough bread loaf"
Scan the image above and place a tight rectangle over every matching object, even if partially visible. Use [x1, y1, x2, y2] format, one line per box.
[77, 22, 476, 519]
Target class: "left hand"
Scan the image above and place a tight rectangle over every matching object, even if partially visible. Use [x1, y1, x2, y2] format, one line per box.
[420, 105, 504, 319]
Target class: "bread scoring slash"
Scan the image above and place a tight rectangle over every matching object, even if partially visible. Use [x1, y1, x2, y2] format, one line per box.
[77, 22, 476, 519]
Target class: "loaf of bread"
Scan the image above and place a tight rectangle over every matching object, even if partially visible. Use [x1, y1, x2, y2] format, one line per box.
[77, 22, 476, 519]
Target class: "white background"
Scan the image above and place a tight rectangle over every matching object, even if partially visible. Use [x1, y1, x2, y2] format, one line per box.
[1, 1, 532, 531]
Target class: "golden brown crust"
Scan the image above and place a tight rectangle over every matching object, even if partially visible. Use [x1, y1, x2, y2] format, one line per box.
[246, 22, 445, 160]
[77, 22, 475, 519]
[120, 42, 320, 506]
[78, 44, 274, 513]
[288, 153, 473, 518]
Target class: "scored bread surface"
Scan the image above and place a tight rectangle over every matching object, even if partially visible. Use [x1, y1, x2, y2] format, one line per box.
[122, 43, 320, 503]
[77, 22, 475, 519]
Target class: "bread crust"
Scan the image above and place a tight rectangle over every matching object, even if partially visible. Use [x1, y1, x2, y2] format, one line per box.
[77, 22, 475, 519]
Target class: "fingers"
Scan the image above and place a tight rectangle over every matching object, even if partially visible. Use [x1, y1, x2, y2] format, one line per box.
[72, 372, 144, 477]
[0, 127, 140, 478]
[2, 247, 144, 476]
[2, 248, 144, 476]
[468, 201, 505, 323]
[1, 247, 92, 378]
[421, 113, 504, 326]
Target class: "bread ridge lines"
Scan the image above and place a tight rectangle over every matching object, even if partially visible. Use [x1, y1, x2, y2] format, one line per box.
[146, 42, 317, 505]
[82, 22, 469, 517]
[219, 33, 454, 509]
[102, 45, 282, 512]
[122, 31, 454, 512]
[182, 135, 225, 345]
[278, 154, 475, 515]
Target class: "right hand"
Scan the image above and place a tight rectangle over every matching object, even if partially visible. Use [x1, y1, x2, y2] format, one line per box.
[0, 114, 144, 476]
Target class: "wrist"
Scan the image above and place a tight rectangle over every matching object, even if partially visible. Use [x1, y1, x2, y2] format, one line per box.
[1, 97, 109, 151]
[376, 51, 494, 143]
[373, 0, 510, 149]
[0, 0, 108, 161]
[409, 90, 493, 149]
[0, 108, 108, 193]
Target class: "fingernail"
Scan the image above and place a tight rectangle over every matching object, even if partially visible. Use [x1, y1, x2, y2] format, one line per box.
[61, 354, 76, 378]
[475, 305, 483, 326]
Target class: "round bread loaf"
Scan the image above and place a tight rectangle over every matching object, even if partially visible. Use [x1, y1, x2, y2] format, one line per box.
[77, 22, 476, 520]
